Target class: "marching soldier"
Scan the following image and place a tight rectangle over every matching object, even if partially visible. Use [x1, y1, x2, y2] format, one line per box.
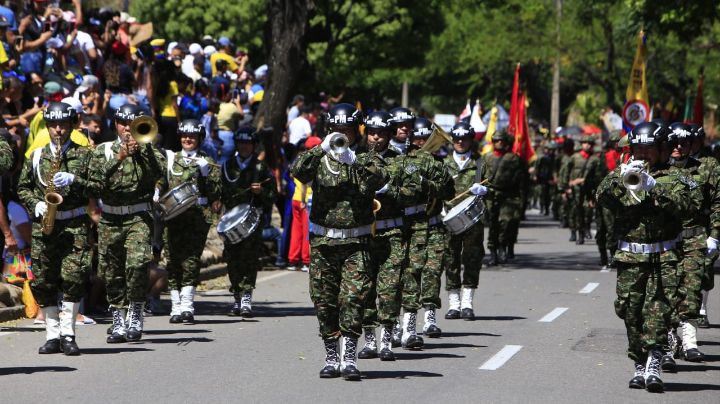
[560, 136, 603, 245]
[443, 122, 487, 320]
[87, 104, 166, 343]
[533, 143, 555, 216]
[357, 110, 404, 361]
[483, 131, 524, 265]
[17, 102, 92, 355]
[556, 138, 575, 227]
[388, 107, 413, 154]
[158, 119, 221, 324]
[597, 121, 702, 393]
[601, 132, 624, 269]
[213, 127, 275, 317]
[391, 111, 454, 348]
[291, 103, 388, 380]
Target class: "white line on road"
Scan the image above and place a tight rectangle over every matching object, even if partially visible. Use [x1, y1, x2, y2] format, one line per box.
[600, 267, 611, 273]
[579, 282, 599, 294]
[538, 307, 568, 322]
[479, 345, 523, 370]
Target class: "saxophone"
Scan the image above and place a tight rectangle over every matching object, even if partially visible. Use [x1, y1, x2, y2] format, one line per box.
[41, 137, 64, 235]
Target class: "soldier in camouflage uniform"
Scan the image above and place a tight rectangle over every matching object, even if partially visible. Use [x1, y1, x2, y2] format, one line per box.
[597, 121, 702, 393]
[214, 127, 275, 318]
[601, 132, 623, 269]
[157, 119, 221, 324]
[0, 134, 13, 175]
[556, 138, 575, 226]
[483, 131, 524, 265]
[291, 103, 387, 380]
[533, 143, 555, 216]
[356, 110, 404, 362]
[443, 122, 487, 321]
[17, 102, 91, 356]
[560, 136, 604, 245]
[87, 104, 166, 344]
[387, 109, 454, 350]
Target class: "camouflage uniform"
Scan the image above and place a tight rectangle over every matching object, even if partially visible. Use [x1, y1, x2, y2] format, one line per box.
[560, 147, 604, 241]
[597, 165, 701, 362]
[0, 136, 14, 175]
[291, 145, 387, 339]
[17, 141, 93, 306]
[533, 149, 555, 215]
[443, 151, 486, 290]
[160, 150, 221, 290]
[556, 151, 573, 226]
[482, 149, 525, 259]
[86, 140, 166, 307]
[698, 156, 719, 294]
[220, 153, 275, 294]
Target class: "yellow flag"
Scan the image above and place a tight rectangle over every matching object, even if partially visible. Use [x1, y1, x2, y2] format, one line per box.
[625, 31, 648, 105]
[481, 106, 498, 155]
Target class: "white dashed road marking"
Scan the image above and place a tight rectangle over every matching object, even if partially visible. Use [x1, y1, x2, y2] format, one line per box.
[479, 345, 523, 370]
[538, 307, 568, 322]
[579, 282, 599, 294]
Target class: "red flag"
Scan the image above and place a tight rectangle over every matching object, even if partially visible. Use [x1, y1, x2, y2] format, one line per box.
[512, 92, 535, 162]
[508, 63, 520, 136]
[693, 74, 704, 126]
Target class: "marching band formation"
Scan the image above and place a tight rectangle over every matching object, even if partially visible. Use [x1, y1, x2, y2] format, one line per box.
[0, 100, 716, 392]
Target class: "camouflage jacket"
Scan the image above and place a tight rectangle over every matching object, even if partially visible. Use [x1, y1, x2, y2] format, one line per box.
[443, 151, 486, 210]
[0, 136, 13, 175]
[533, 152, 554, 183]
[86, 140, 166, 216]
[359, 147, 404, 221]
[481, 150, 525, 199]
[17, 141, 92, 221]
[220, 152, 275, 212]
[698, 156, 720, 240]
[559, 151, 604, 197]
[291, 145, 388, 239]
[597, 163, 703, 263]
[158, 149, 222, 222]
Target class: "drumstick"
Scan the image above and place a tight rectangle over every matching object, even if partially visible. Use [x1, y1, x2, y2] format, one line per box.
[187, 156, 221, 168]
[241, 177, 272, 192]
[448, 179, 489, 204]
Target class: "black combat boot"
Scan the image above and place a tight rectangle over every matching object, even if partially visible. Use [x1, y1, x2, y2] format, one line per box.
[506, 244, 515, 259]
[391, 318, 402, 348]
[644, 349, 664, 393]
[488, 249, 499, 266]
[60, 335, 81, 356]
[106, 307, 127, 344]
[38, 338, 62, 354]
[628, 362, 645, 389]
[125, 302, 144, 342]
[358, 327, 378, 359]
[319, 339, 340, 378]
[378, 326, 395, 361]
[497, 246, 507, 264]
[576, 230, 585, 245]
[569, 230, 577, 242]
[341, 337, 362, 381]
[423, 308, 442, 338]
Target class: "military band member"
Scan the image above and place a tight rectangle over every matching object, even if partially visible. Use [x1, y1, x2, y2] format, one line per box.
[597, 121, 702, 393]
[561, 136, 603, 245]
[291, 103, 388, 380]
[213, 127, 275, 317]
[87, 104, 166, 343]
[17, 102, 92, 355]
[443, 122, 487, 321]
[357, 110, 404, 361]
[158, 119, 221, 324]
[388, 107, 413, 155]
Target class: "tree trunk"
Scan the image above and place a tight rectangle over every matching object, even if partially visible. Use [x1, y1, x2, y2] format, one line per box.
[254, 0, 310, 168]
[550, 0, 562, 132]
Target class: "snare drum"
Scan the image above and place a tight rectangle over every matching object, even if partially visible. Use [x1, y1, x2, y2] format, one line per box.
[157, 182, 199, 220]
[217, 204, 261, 244]
[442, 195, 485, 235]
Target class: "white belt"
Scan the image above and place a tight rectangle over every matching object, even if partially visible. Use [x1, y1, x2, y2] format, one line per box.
[311, 224, 372, 239]
[679, 226, 706, 239]
[617, 239, 677, 254]
[102, 202, 151, 215]
[55, 207, 86, 220]
[197, 197, 208, 206]
[404, 204, 426, 216]
[374, 217, 403, 230]
[428, 214, 443, 227]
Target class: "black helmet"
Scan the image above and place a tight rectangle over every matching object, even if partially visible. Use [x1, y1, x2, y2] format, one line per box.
[667, 122, 693, 143]
[44, 102, 78, 123]
[178, 119, 205, 138]
[114, 104, 144, 123]
[326, 103, 362, 128]
[234, 126, 257, 143]
[628, 121, 663, 146]
[450, 122, 474, 139]
[389, 107, 415, 126]
[689, 123, 705, 140]
[413, 117, 433, 139]
[364, 111, 392, 130]
[491, 130, 509, 142]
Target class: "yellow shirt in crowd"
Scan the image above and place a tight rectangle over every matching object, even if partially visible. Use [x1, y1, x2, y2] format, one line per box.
[210, 52, 238, 76]
[25, 129, 90, 158]
[160, 81, 179, 117]
[292, 178, 311, 202]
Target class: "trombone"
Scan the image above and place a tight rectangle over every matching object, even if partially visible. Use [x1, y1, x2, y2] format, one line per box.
[420, 123, 453, 153]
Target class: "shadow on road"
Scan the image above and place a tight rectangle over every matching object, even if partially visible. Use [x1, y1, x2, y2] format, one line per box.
[0, 366, 76, 376]
[440, 331, 501, 337]
[503, 252, 601, 271]
[474, 316, 527, 321]
[192, 319, 248, 325]
[139, 337, 214, 344]
[254, 306, 315, 317]
[664, 382, 720, 392]
[394, 352, 465, 360]
[194, 301, 314, 317]
[423, 342, 487, 349]
[143, 328, 212, 335]
[81, 347, 154, 354]
[675, 364, 720, 372]
[362, 370, 443, 379]
[698, 340, 720, 346]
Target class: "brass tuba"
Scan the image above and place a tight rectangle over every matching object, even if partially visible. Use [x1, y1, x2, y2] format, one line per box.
[42, 138, 64, 235]
[420, 123, 453, 153]
[129, 116, 158, 144]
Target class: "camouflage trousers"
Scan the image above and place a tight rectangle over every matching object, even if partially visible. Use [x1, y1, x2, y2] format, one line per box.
[676, 235, 706, 321]
[402, 223, 446, 311]
[224, 229, 262, 294]
[595, 205, 607, 252]
[615, 259, 674, 362]
[99, 213, 153, 307]
[486, 195, 522, 249]
[568, 190, 593, 232]
[601, 207, 616, 255]
[538, 183, 552, 213]
[309, 237, 372, 339]
[165, 209, 211, 290]
[30, 217, 92, 307]
[363, 229, 405, 328]
[445, 222, 484, 290]
[703, 255, 716, 291]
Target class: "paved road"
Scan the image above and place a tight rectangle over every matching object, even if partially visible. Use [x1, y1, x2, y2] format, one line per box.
[2, 210, 719, 403]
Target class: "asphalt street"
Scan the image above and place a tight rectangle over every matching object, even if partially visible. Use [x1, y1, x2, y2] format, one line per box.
[1, 210, 719, 403]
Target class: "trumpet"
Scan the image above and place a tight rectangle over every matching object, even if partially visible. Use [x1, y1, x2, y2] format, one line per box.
[129, 116, 158, 145]
[622, 159, 650, 191]
[328, 132, 349, 154]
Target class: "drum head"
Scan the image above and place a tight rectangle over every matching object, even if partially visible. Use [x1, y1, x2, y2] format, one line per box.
[444, 195, 479, 222]
[217, 204, 249, 233]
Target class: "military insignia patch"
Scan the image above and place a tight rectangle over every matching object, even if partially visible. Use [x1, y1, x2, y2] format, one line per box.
[405, 164, 417, 175]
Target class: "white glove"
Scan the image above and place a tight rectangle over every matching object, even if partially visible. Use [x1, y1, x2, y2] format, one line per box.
[196, 157, 210, 177]
[640, 172, 656, 191]
[335, 149, 356, 165]
[707, 237, 719, 256]
[620, 160, 644, 176]
[321, 135, 333, 153]
[376, 183, 390, 195]
[53, 172, 75, 187]
[469, 183, 488, 196]
[153, 188, 160, 203]
[34, 201, 48, 218]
